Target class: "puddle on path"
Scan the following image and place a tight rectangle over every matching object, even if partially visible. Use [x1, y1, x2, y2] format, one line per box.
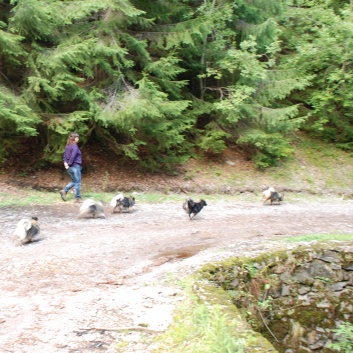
[151, 244, 210, 266]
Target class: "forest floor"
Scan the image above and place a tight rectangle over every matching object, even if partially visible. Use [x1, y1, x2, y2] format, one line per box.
[0, 143, 353, 353]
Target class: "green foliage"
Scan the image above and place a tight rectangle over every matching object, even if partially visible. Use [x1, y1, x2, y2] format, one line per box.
[0, 86, 39, 135]
[206, 24, 310, 166]
[0, 86, 40, 162]
[96, 74, 192, 170]
[280, 1, 353, 144]
[328, 322, 353, 353]
[43, 111, 91, 163]
[244, 262, 258, 279]
[198, 130, 228, 155]
[8, 0, 62, 41]
[196, 119, 230, 155]
[0, 28, 26, 63]
[1, 0, 353, 171]
[237, 130, 294, 168]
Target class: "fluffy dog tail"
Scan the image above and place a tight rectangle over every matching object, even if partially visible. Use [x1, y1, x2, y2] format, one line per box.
[79, 199, 105, 218]
[13, 217, 40, 245]
[182, 197, 194, 213]
[13, 219, 32, 243]
[262, 186, 276, 202]
[110, 192, 124, 207]
[187, 198, 196, 209]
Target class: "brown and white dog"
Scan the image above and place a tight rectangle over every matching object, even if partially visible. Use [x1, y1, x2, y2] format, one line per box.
[110, 192, 135, 213]
[262, 187, 284, 205]
[262, 187, 275, 204]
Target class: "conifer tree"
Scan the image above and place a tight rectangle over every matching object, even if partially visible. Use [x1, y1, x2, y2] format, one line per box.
[281, 0, 353, 150]
[2, 0, 351, 170]
[179, 0, 311, 167]
[2, 0, 196, 169]
[0, 7, 40, 161]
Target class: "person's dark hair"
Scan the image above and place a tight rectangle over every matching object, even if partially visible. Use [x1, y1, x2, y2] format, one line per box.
[66, 132, 79, 146]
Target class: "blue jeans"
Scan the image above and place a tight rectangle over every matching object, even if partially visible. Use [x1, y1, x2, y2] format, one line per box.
[64, 166, 82, 199]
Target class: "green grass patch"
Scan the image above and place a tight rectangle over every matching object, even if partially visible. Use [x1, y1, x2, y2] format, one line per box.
[0, 190, 59, 207]
[0, 187, 333, 209]
[0, 189, 226, 208]
[273, 233, 353, 243]
[152, 289, 245, 353]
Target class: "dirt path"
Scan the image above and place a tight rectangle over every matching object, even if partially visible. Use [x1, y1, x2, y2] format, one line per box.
[1, 196, 353, 353]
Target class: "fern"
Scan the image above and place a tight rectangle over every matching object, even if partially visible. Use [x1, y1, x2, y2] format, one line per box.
[328, 322, 353, 353]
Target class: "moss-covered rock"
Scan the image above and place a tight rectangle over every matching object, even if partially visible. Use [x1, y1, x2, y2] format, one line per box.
[198, 241, 353, 353]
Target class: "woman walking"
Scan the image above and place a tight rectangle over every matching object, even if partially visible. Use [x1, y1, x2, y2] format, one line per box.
[60, 132, 83, 203]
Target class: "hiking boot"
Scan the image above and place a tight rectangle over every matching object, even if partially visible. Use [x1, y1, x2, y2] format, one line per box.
[60, 190, 67, 201]
[75, 198, 83, 203]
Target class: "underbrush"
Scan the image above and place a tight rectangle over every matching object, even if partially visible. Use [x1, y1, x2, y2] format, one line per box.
[1, 134, 353, 198]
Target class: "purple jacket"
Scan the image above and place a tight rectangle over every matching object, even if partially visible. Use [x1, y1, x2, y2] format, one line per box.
[63, 143, 82, 167]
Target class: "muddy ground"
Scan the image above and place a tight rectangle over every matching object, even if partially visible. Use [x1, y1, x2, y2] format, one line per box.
[1, 193, 353, 353]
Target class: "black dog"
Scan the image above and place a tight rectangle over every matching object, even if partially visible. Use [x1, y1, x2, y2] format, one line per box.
[183, 198, 207, 220]
[110, 193, 135, 213]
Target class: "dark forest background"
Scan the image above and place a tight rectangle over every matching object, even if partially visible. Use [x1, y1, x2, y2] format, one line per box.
[1, 0, 353, 171]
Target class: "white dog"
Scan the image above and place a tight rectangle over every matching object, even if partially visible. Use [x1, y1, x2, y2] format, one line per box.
[79, 199, 105, 218]
[13, 217, 40, 245]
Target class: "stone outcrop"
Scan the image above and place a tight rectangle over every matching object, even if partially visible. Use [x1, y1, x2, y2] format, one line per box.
[199, 241, 353, 353]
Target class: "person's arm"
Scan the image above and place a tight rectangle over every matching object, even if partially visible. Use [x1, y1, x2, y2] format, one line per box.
[63, 148, 69, 169]
[63, 145, 78, 168]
